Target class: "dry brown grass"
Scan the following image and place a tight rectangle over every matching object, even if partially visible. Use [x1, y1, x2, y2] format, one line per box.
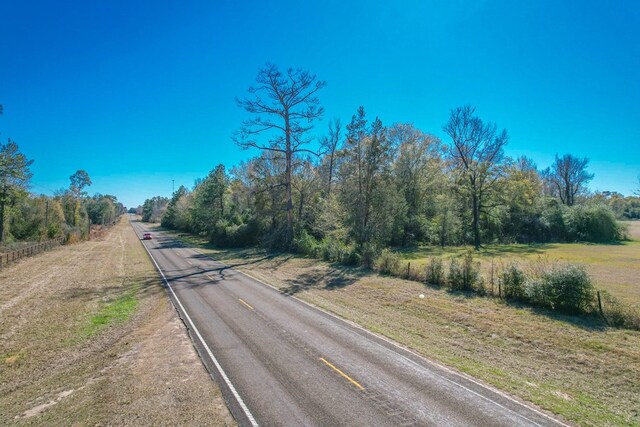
[623, 220, 640, 240]
[0, 218, 234, 426]
[182, 239, 640, 427]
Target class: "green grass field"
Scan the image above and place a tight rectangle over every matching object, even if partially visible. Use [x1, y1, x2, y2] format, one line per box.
[397, 220, 640, 305]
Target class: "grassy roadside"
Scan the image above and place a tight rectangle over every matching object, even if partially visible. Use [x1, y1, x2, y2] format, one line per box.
[393, 220, 640, 307]
[0, 218, 235, 426]
[81, 286, 139, 339]
[396, 239, 640, 306]
[163, 227, 640, 427]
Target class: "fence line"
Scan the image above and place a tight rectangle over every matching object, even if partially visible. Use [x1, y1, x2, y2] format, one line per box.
[0, 237, 64, 269]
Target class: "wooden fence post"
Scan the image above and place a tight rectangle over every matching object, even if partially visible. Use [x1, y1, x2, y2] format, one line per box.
[597, 290, 609, 326]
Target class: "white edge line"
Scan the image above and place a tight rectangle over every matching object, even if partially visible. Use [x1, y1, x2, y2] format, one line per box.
[133, 222, 259, 427]
[193, 247, 570, 427]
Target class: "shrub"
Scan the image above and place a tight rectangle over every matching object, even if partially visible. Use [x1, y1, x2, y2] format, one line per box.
[448, 253, 483, 292]
[500, 263, 527, 300]
[65, 230, 82, 244]
[291, 229, 320, 256]
[599, 290, 640, 330]
[320, 238, 342, 262]
[448, 257, 463, 290]
[359, 243, 379, 269]
[540, 199, 567, 242]
[318, 239, 359, 265]
[374, 248, 401, 275]
[425, 257, 445, 286]
[339, 245, 360, 266]
[211, 218, 261, 247]
[526, 264, 595, 314]
[564, 204, 624, 243]
[47, 224, 61, 239]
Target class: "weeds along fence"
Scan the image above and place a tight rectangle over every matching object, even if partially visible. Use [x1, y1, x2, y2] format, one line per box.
[0, 237, 64, 269]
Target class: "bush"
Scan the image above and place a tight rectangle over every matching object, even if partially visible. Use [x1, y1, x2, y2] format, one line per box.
[425, 257, 445, 286]
[526, 264, 595, 314]
[599, 290, 640, 330]
[320, 238, 341, 262]
[448, 253, 483, 292]
[540, 199, 567, 242]
[340, 246, 360, 266]
[448, 257, 463, 290]
[65, 231, 82, 244]
[359, 243, 379, 269]
[374, 249, 401, 275]
[211, 218, 261, 247]
[318, 239, 359, 265]
[500, 263, 527, 300]
[292, 229, 320, 256]
[564, 204, 624, 243]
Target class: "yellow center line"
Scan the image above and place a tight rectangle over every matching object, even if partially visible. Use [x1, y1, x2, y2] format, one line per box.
[319, 357, 365, 391]
[238, 298, 254, 310]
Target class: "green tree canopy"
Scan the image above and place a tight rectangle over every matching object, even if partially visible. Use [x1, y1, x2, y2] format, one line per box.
[0, 139, 34, 241]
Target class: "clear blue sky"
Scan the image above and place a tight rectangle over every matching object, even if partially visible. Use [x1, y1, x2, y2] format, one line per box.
[1, 0, 639, 208]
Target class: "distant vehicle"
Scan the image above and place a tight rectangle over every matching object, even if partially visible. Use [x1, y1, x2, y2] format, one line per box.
[142, 233, 152, 240]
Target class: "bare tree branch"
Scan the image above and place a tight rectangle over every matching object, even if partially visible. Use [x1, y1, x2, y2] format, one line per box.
[234, 63, 326, 245]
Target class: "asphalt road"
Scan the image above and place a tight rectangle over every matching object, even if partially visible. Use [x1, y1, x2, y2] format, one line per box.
[131, 219, 568, 427]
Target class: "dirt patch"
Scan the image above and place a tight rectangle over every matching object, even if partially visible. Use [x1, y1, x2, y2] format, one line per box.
[0, 218, 235, 426]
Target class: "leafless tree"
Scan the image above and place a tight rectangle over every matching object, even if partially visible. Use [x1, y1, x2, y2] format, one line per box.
[319, 118, 341, 195]
[443, 105, 508, 249]
[234, 63, 326, 244]
[543, 154, 594, 206]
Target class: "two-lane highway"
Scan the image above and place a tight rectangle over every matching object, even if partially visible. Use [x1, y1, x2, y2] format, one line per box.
[131, 219, 567, 427]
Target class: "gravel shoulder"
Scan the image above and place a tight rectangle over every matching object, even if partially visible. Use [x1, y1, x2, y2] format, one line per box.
[0, 218, 235, 426]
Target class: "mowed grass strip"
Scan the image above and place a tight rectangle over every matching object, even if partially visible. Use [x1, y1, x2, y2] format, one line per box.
[81, 287, 139, 338]
[1, 219, 236, 426]
[166, 230, 640, 427]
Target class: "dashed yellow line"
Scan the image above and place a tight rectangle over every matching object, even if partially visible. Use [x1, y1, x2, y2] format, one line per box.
[319, 357, 364, 391]
[238, 298, 254, 310]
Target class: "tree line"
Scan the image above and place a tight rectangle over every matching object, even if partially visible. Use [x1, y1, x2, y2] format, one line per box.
[140, 64, 633, 257]
[0, 139, 125, 245]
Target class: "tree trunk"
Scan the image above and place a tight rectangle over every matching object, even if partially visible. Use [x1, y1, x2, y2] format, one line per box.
[0, 198, 5, 243]
[298, 191, 304, 217]
[220, 194, 224, 218]
[327, 152, 334, 195]
[285, 115, 293, 245]
[472, 192, 480, 250]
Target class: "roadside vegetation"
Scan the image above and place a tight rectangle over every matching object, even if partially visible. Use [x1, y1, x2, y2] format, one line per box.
[140, 64, 638, 329]
[0, 218, 234, 426]
[138, 63, 639, 424]
[166, 229, 640, 427]
[80, 286, 139, 339]
[144, 64, 635, 256]
[0, 140, 126, 249]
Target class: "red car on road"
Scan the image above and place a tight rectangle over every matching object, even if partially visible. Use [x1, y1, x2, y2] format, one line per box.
[142, 233, 152, 240]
